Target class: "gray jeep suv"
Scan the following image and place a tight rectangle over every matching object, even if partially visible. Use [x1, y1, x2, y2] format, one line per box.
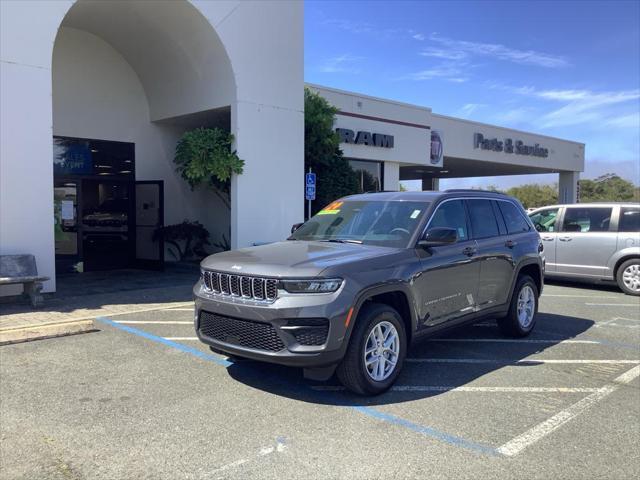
[194, 190, 544, 395]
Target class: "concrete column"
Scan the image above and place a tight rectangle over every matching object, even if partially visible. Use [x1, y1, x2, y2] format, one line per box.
[231, 100, 304, 248]
[559, 171, 580, 204]
[421, 177, 440, 191]
[383, 162, 399, 191]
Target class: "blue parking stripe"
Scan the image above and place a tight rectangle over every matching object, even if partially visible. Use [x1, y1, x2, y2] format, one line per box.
[96, 316, 233, 367]
[351, 406, 499, 456]
[96, 315, 498, 456]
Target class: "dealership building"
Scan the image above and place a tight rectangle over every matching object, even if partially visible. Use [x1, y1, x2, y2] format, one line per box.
[0, 0, 584, 296]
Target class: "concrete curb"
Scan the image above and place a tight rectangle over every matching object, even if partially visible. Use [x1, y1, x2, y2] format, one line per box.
[0, 319, 95, 345]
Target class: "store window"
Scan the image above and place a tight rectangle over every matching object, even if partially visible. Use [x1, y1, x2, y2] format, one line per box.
[348, 159, 383, 193]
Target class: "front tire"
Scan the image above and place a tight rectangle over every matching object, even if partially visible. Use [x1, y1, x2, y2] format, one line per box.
[336, 303, 407, 396]
[616, 259, 640, 296]
[497, 275, 539, 337]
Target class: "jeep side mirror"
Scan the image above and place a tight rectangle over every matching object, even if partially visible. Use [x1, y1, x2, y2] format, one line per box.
[291, 222, 304, 234]
[418, 227, 458, 248]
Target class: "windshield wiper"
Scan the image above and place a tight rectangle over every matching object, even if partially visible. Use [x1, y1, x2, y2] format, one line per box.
[321, 238, 363, 244]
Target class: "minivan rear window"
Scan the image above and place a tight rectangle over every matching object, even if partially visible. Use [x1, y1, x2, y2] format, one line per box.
[619, 207, 640, 232]
[563, 207, 612, 233]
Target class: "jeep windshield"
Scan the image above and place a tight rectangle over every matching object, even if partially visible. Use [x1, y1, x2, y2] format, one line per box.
[289, 200, 430, 248]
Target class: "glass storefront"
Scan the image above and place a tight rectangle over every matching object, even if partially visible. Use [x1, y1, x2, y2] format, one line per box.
[348, 159, 383, 193]
[53, 136, 137, 272]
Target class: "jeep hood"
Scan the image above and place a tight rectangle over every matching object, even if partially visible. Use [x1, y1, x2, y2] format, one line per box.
[200, 241, 397, 277]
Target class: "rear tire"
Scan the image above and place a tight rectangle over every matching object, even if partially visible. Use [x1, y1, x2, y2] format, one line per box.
[336, 303, 407, 396]
[497, 275, 539, 338]
[616, 259, 640, 296]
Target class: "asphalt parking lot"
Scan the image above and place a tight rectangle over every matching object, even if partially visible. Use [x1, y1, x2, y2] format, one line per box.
[2, 282, 639, 480]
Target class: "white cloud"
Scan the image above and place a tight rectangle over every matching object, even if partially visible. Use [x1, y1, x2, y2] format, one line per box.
[403, 63, 469, 83]
[428, 33, 569, 68]
[484, 83, 640, 129]
[318, 54, 364, 74]
[412, 33, 426, 41]
[603, 113, 640, 129]
[420, 47, 467, 61]
[457, 103, 487, 117]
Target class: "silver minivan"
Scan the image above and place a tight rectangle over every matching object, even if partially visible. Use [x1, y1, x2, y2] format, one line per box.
[529, 203, 640, 295]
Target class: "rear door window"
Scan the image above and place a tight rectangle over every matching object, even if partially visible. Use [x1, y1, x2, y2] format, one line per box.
[562, 207, 612, 233]
[619, 207, 640, 232]
[497, 201, 531, 234]
[466, 199, 500, 239]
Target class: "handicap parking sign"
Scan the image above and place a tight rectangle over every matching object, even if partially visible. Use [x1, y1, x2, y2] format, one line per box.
[306, 185, 316, 201]
[305, 173, 316, 200]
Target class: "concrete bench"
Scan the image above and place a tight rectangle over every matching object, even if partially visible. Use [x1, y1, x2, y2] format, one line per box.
[0, 255, 49, 307]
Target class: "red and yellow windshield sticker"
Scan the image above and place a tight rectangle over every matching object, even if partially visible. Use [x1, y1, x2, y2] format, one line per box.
[317, 201, 343, 215]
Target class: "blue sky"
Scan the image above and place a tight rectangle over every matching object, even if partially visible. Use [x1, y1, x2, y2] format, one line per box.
[304, 0, 640, 189]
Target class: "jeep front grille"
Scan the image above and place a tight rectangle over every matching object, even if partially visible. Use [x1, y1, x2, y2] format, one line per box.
[201, 270, 278, 302]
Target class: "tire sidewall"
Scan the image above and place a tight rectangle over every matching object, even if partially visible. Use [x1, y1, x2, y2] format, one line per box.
[355, 306, 407, 394]
[617, 259, 640, 296]
[509, 276, 539, 336]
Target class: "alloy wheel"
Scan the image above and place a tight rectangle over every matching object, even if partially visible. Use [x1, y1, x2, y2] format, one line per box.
[363, 321, 400, 381]
[517, 284, 535, 329]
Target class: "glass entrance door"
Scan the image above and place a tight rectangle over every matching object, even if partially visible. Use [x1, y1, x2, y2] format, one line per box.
[81, 179, 134, 271]
[54, 180, 81, 273]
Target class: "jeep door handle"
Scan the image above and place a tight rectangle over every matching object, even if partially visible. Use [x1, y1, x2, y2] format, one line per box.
[505, 240, 517, 248]
[559, 236, 572, 242]
[462, 247, 477, 257]
[541, 236, 555, 241]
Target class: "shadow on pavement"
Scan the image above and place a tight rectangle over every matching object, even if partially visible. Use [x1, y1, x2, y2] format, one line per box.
[226, 312, 595, 407]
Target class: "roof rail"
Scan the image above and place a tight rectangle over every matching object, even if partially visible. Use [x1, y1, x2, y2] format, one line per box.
[444, 189, 507, 195]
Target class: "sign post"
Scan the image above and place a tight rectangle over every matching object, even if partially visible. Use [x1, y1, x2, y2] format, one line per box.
[305, 170, 316, 221]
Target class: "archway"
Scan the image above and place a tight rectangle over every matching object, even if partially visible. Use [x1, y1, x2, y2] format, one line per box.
[52, 0, 236, 276]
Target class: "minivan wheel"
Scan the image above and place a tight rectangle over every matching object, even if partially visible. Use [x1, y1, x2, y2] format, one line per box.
[497, 275, 539, 338]
[336, 303, 407, 396]
[617, 259, 640, 296]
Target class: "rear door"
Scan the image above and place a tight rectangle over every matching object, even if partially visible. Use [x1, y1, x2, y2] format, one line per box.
[529, 207, 561, 272]
[135, 181, 164, 270]
[465, 199, 515, 310]
[414, 199, 480, 327]
[555, 206, 616, 278]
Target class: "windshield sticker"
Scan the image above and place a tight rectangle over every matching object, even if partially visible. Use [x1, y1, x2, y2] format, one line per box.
[410, 209, 421, 219]
[318, 201, 343, 215]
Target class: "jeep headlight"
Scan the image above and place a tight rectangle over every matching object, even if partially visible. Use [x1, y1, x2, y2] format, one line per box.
[280, 278, 343, 294]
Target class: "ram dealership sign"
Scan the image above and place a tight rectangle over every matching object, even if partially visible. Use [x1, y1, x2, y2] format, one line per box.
[336, 128, 394, 148]
[474, 133, 548, 158]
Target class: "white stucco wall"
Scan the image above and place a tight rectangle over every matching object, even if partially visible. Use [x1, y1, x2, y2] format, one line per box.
[0, 0, 304, 294]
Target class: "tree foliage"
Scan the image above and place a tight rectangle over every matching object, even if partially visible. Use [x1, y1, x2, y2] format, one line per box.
[578, 173, 638, 203]
[505, 184, 558, 209]
[304, 88, 359, 213]
[499, 173, 638, 209]
[174, 127, 244, 209]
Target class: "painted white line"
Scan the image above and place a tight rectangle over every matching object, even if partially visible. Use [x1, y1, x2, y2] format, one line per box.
[585, 303, 640, 307]
[406, 358, 640, 364]
[206, 437, 287, 478]
[164, 337, 199, 341]
[543, 294, 618, 298]
[496, 365, 640, 457]
[312, 385, 600, 393]
[164, 308, 195, 311]
[427, 338, 602, 345]
[113, 320, 193, 325]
